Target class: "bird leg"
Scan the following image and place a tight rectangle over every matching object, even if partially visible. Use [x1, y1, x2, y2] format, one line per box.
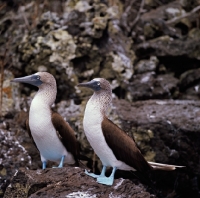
[52, 155, 65, 168]
[97, 167, 117, 186]
[58, 155, 65, 168]
[42, 161, 47, 169]
[85, 165, 106, 178]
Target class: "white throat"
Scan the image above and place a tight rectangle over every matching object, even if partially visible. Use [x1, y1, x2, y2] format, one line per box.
[29, 85, 56, 136]
[29, 92, 53, 139]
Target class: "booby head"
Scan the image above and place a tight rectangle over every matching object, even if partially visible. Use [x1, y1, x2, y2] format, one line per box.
[77, 78, 111, 92]
[11, 72, 56, 88]
[78, 78, 112, 114]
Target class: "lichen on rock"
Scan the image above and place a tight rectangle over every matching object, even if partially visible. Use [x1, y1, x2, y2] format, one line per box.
[0, 70, 20, 116]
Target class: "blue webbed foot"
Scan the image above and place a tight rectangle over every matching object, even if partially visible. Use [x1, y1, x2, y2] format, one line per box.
[52, 155, 65, 168]
[97, 176, 114, 186]
[97, 167, 117, 186]
[85, 165, 107, 179]
[85, 170, 100, 178]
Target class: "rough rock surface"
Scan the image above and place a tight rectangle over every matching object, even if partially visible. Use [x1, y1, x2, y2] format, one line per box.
[126, 73, 179, 100]
[3, 167, 155, 198]
[113, 99, 200, 198]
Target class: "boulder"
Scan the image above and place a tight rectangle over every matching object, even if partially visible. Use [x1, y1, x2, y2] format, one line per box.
[4, 167, 155, 198]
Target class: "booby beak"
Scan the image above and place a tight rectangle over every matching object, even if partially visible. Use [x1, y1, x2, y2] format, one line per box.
[77, 80, 101, 91]
[11, 74, 43, 87]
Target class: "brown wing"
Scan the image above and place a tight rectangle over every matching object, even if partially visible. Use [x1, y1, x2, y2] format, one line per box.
[51, 112, 79, 163]
[101, 117, 152, 173]
[26, 118, 39, 150]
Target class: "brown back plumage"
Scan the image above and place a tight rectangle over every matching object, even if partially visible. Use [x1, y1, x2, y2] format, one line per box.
[51, 112, 79, 165]
[101, 116, 152, 173]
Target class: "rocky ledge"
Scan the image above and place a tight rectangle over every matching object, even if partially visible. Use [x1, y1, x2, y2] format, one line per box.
[4, 166, 155, 198]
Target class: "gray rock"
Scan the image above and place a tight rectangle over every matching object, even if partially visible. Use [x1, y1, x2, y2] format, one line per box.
[112, 99, 200, 197]
[135, 56, 158, 74]
[4, 167, 155, 198]
[0, 127, 31, 197]
[179, 68, 200, 90]
[135, 34, 200, 59]
[11, 1, 136, 101]
[178, 68, 200, 100]
[126, 73, 178, 101]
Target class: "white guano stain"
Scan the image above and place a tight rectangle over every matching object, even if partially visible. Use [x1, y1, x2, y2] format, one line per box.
[114, 178, 124, 189]
[66, 191, 97, 198]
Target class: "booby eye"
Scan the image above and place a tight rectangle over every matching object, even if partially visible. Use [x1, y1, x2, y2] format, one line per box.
[36, 76, 40, 80]
[97, 82, 100, 86]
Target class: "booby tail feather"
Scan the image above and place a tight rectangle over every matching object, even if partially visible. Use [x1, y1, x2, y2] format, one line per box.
[148, 161, 185, 171]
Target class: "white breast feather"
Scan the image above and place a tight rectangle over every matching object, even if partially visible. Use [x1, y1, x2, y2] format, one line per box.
[29, 95, 74, 164]
[83, 99, 134, 171]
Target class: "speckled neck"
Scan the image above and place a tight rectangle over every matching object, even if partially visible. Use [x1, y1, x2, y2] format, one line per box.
[89, 90, 112, 115]
[34, 83, 57, 106]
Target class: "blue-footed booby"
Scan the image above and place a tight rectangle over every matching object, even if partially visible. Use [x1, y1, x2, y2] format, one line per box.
[78, 78, 184, 186]
[11, 72, 79, 169]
